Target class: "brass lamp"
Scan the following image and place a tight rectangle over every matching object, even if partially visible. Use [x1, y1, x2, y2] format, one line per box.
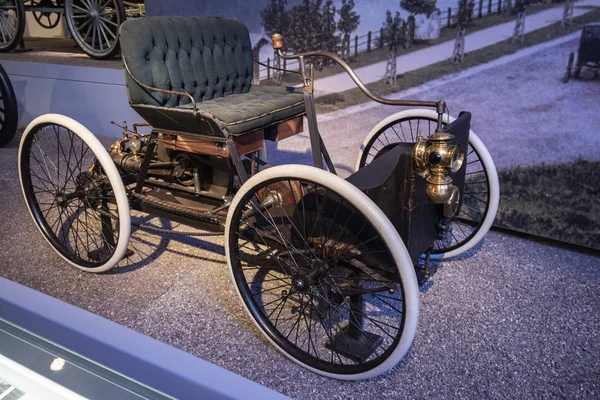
[413, 128, 465, 217]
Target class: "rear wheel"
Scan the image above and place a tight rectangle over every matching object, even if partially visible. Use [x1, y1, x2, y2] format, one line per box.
[225, 165, 419, 380]
[355, 109, 500, 259]
[18, 114, 130, 272]
[64, 0, 126, 60]
[0, 0, 25, 52]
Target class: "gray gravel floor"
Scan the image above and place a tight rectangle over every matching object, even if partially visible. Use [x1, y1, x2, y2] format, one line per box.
[1, 39, 599, 399]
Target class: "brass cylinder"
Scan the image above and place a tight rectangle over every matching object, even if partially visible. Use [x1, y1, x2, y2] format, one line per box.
[425, 174, 454, 204]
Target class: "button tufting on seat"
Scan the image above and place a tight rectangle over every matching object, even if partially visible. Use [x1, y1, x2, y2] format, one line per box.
[122, 16, 255, 108]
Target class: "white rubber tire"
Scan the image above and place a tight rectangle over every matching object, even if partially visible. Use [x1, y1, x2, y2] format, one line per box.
[18, 114, 131, 273]
[355, 109, 500, 259]
[225, 164, 420, 380]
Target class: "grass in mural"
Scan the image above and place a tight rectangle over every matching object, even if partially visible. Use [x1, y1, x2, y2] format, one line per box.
[496, 160, 600, 250]
[315, 7, 600, 113]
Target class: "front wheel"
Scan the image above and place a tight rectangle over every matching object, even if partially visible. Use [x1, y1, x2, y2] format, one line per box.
[18, 114, 130, 272]
[225, 165, 420, 380]
[0, 62, 18, 147]
[355, 109, 500, 259]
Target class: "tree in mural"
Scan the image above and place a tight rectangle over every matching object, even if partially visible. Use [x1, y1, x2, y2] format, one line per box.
[511, 0, 530, 44]
[337, 0, 360, 59]
[320, 0, 339, 57]
[503, 0, 513, 17]
[453, 0, 471, 63]
[262, 0, 289, 37]
[383, 10, 406, 84]
[261, 0, 290, 82]
[286, 0, 339, 70]
[400, 0, 438, 47]
[400, 0, 438, 16]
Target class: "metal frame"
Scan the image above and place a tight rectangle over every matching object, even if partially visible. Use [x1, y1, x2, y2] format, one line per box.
[272, 46, 448, 175]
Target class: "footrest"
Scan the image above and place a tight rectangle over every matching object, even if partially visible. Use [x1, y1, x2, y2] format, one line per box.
[326, 327, 383, 362]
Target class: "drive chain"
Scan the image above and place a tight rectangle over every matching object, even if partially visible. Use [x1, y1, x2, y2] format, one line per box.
[113, 191, 227, 237]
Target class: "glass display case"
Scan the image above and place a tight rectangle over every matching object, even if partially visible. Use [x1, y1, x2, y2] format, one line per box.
[0, 277, 289, 400]
[0, 318, 169, 399]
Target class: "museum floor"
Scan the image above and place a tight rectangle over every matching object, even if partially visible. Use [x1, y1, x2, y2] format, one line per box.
[0, 136, 598, 399]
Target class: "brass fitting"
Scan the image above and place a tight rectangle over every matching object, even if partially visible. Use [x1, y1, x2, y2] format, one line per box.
[413, 127, 465, 216]
[272, 33, 283, 50]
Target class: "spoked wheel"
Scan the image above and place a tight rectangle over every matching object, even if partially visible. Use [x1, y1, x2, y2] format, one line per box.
[226, 165, 419, 380]
[19, 114, 130, 272]
[0, 62, 18, 147]
[31, 0, 61, 29]
[563, 52, 574, 83]
[355, 109, 500, 259]
[0, 0, 25, 52]
[64, 0, 126, 60]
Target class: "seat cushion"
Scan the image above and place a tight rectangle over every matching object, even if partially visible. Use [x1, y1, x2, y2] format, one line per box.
[178, 85, 305, 134]
[120, 16, 254, 108]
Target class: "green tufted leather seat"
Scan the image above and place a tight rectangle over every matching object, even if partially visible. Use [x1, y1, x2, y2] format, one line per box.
[119, 16, 305, 138]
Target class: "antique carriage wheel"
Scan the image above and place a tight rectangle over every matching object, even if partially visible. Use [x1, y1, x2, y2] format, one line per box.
[0, 63, 18, 147]
[355, 109, 500, 260]
[225, 165, 419, 379]
[0, 0, 25, 52]
[31, 0, 61, 29]
[64, 0, 126, 60]
[19, 114, 130, 272]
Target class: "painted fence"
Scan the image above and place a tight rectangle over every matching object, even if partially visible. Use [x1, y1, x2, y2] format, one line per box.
[258, 0, 519, 80]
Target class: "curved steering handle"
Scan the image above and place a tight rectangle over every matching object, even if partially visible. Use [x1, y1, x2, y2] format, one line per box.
[271, 33, 445, 113]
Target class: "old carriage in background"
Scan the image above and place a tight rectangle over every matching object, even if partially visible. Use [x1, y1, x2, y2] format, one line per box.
[17, 16, 499, 379]
[0, 61, 17, 146]
[564, 22, 600, 82]
[0, 0, 144, 59]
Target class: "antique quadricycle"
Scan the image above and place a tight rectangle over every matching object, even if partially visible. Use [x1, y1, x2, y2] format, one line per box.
[17, 17, 499, 379]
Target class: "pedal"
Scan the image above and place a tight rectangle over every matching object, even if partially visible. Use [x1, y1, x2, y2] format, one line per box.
[87, 246, 113, 262]
[123, 249, 135, 259]
[415, 248, 438, 286]
[88, 247, 134, 262]
[415, 267, 430, 286]
[326, 327, 383, 363]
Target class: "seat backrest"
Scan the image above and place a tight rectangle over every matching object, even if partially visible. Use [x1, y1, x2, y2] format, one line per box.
[120, 16, 254, 108]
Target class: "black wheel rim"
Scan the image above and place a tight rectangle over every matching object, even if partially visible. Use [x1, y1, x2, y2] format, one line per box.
[0, 0, 21, 49]
[229, 177, 407, 375]
[359, 116, 491, 255]
[32, 0, 61, 29]
[21, 123, 121, 268]
[68, 0, 123, 57]
[0, 82, 5, 136]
